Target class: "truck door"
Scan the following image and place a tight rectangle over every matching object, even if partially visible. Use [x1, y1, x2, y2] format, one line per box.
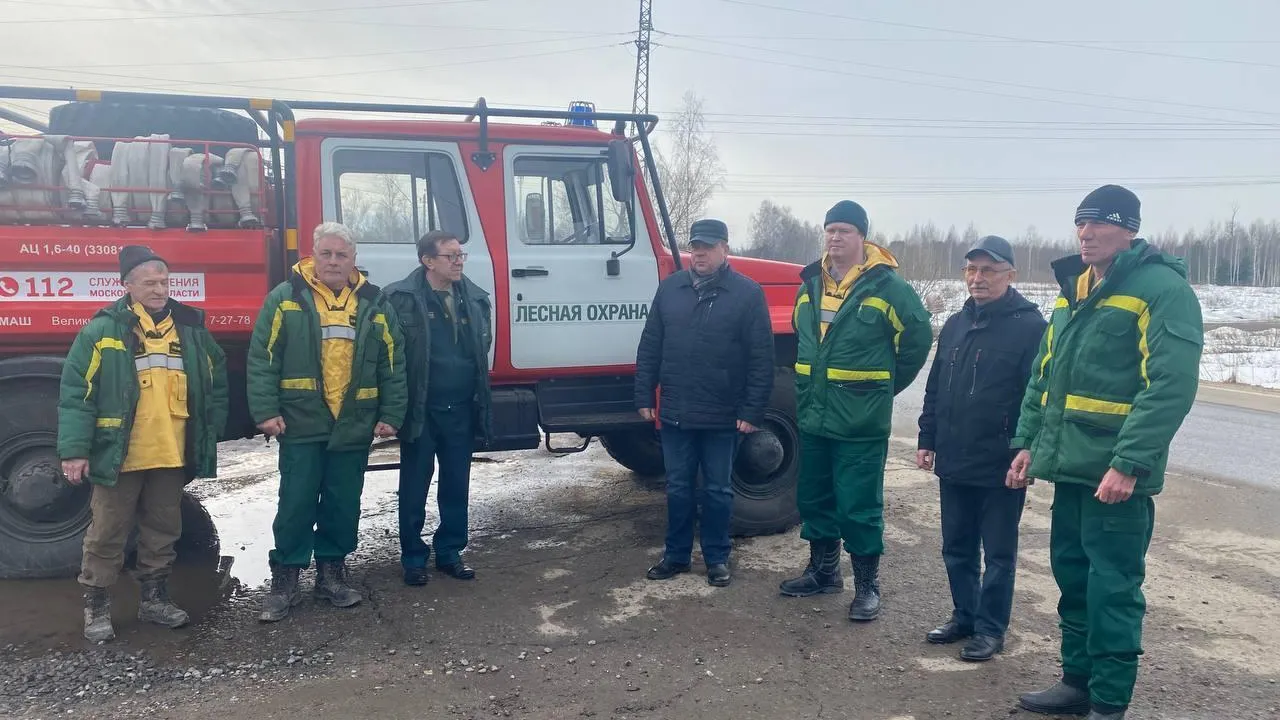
[318, 137, 495, 320]
[503, 145, 660, 370]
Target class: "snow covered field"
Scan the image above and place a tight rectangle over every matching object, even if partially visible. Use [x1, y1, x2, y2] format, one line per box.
[913, 280, 1280, 390]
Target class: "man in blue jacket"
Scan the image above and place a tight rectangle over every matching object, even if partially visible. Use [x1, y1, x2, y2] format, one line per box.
[634, 218, 774, 587]
[917, 235, 1048, 661]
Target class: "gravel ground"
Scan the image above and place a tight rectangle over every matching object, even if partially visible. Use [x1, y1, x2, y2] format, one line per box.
[2, 439, 1279, 720]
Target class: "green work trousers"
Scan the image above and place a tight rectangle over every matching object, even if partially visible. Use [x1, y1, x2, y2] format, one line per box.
[1050, 481, 1156, 712]
[797, 432, 888, 557]
[268, 441, 370, 569]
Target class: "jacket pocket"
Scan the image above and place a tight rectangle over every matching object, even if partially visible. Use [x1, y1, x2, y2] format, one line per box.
[1090, 312, 1137, 369]
[1055, 415, 1119, 483]
[278, 378, 320, 419]
[169, 374, 190, 419]
[827, 379, 892, 439]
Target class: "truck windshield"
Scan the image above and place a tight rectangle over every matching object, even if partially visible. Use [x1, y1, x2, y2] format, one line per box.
[513, 155, 632, 246]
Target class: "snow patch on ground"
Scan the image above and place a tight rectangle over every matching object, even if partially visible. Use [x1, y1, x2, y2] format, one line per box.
[913, 280, 1280, 325]
[912, 280, 1280, 389]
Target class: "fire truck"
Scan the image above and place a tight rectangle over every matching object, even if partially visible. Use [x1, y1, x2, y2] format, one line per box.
[0, 86, 804, 580]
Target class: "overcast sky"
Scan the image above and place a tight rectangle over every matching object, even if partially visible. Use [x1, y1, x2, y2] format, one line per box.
[2, 0, 1278, 246]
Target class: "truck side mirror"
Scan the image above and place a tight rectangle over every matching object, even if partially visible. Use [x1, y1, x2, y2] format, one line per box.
[524, 192, 546, 242]
[605, 139, 634, 204]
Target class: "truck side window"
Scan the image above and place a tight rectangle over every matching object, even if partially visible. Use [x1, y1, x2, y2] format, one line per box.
[513, 156, 631, 246]
[334, 150, 468, 244]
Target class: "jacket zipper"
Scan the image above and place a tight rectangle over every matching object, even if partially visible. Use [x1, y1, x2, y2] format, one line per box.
[969, 349, 982, 395]
[944, 347, 959, 392]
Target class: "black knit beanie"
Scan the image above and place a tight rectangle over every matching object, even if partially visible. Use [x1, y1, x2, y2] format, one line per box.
[824, 200, 869, 237]
[1075, 185, 1141, 232]
[119, 245, 167, 281]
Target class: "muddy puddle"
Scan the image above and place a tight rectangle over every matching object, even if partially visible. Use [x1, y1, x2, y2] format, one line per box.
[0, 554, 236, 656]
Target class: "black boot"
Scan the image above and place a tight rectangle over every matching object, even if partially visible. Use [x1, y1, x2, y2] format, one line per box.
[137, 574, 189, 628]
[259, 565, 301, 623]
[1018, 680, 1091, 715]
[847, 554, 881, 621]
[314, 559, 362, 608]
[82, 585, 115, 642]
[779, 539, 843, 597]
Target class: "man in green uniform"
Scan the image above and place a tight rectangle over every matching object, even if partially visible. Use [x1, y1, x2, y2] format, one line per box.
[249, 222, 407, 622]
[59, 246, 228, 642]
[387, 230, 493, 585]
[779, 200, 932, 621]
[1009, 185, 1204, 720]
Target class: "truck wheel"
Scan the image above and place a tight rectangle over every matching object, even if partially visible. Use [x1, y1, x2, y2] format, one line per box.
[0, 356, 90, 580]
[600, 428, 665, 477]
[729, 366, 801, 537]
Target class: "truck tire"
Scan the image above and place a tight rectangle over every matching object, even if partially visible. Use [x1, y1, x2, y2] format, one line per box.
[601, 367, 802, 538]
[0, 356, 89, 580]
[729, 366, 801, 537]
[47, 102, 260, 161]
[600, 428, 664, 478]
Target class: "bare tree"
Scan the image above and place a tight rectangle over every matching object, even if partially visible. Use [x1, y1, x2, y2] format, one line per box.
[740, 199, 822, 264]
[653, 91, 725, 246]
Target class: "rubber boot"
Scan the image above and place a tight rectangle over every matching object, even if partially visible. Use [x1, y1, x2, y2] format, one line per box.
[314, 560, 362, 608]
[137, 574, 190, 628]
[779, 539, 843, 597]
[1018, 680, 1091, 715]
[259, 565, 302, 623]
[82, 586, 115, 643]
[847, 554, 881, 621]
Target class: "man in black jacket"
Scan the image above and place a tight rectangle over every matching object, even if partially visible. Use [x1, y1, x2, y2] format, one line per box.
[634, 218, 774, 587]
[386, 230, 493, 586]
[916, 235, 1048, 661]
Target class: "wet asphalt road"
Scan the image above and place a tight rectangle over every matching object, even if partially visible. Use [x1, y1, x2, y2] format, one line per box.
[891, 359, 1280, 491]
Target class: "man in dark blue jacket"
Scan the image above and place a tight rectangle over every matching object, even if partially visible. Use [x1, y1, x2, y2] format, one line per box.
[916, 235, 1048, 661]
[634, 218, 774, 587]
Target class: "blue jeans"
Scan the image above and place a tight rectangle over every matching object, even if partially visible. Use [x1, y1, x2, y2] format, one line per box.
[398, 404, 474, 570]
[659, 425, 739, 566]
[939, 481, 1026, 638]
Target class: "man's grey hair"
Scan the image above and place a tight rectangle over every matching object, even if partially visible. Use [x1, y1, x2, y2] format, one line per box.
[124, 259, 168, 284]
[313, 221, 357, 252]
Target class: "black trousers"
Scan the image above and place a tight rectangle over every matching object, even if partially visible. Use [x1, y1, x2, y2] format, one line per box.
[939, 481, 1026, 638]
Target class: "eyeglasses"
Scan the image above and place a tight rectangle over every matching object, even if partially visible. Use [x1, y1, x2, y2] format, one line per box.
[962, 265, 1011, 279]
[434, 252, 468, 264]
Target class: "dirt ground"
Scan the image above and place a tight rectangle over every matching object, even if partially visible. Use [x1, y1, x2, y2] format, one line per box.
[2, 438, 1279, 720]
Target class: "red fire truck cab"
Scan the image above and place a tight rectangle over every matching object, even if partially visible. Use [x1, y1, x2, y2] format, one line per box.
[0, 87, 803, 580]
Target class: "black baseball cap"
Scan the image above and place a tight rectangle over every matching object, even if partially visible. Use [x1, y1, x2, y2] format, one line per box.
[689, 218, 729, 246]
[965, 235, 1015, 268]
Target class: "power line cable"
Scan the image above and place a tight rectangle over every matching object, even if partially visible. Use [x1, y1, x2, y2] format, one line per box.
[711, 0, 1280, 70]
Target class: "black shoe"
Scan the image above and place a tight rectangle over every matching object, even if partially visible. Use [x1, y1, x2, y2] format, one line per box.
[959, 633, 1003, 661]
[314, 559, 362, 608]
[1018, 680, 1091, 715]
[403, 567, 429, 586]
[847, 554, 881, 622]
[925, 619, 972, 644]
[259, 566, 302, 623]
[646, 559, 691, 580]
[778, 539, 843, 597]
[436, 560, 476, 580]
[706, 564, 731, 587]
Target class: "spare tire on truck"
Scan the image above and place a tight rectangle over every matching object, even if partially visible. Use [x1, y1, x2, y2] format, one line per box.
[47, 101, 260, 161]
[599, 366, 801, 537]
[0, 356, 219, 579]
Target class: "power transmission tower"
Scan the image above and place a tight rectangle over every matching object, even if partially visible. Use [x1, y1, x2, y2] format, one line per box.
[631, 0, 653, 117]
